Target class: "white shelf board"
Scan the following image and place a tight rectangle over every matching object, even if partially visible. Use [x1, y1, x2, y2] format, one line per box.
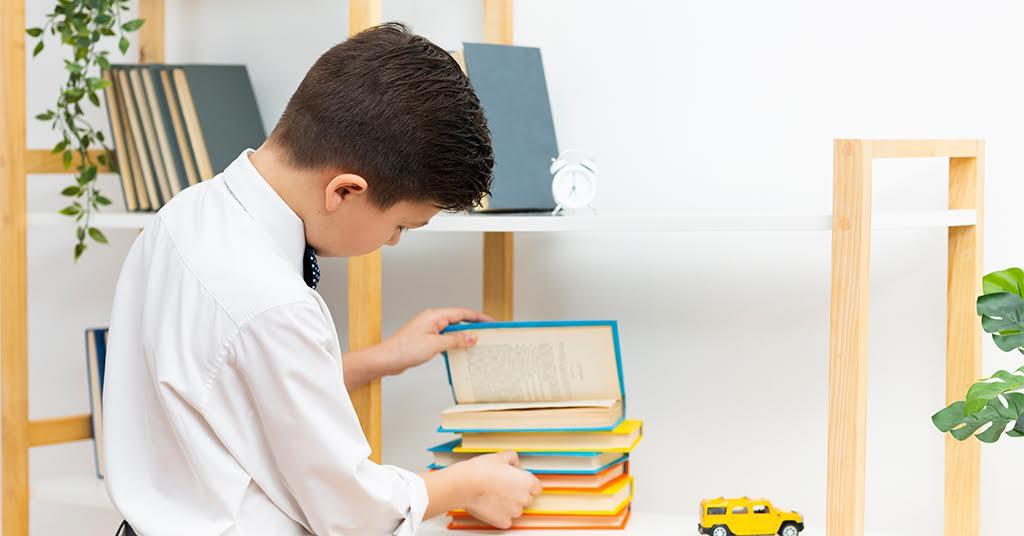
[32, 477, 906, 536]
[28, 209, 976, 233]
[31, 475, 111, 510]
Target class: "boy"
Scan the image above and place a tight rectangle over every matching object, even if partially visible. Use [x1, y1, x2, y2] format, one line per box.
[104, 23, 541, 535]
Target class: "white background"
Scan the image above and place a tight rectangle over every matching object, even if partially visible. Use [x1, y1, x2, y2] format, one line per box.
[17, 0, 1024, 534]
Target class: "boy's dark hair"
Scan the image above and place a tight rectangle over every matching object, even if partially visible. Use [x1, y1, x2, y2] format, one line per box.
[270, 22, 493, 212]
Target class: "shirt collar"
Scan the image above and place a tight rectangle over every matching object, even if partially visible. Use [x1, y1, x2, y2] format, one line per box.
[223, 149, 306, 277]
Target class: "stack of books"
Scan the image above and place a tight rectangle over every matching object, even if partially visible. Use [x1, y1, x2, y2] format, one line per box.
[427, 321, 643, 530]
[101, 64, 265, 211]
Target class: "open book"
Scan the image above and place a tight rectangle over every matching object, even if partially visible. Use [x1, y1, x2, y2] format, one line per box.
[439, 321, 626, 432]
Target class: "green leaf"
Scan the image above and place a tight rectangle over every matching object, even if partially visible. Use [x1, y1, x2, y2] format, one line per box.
[35, 111, 55, 121]
[93, 14, 111, 24]
[62, 150, 72, 168]
[76, 226, 85, 241]
[52, 139, 68, 153]
[58, 204, 81, 216]
[933, 392, 1024, 443]
[63, 87, 85, 102]
[118, 35, 128, 54]
[97, 55, 111, 69]
[88, 91, 100, 106]
[89, 78, 111, 90]
[121, 18, 145, 32]
[83, 165, 97, 181]
[74, 242, 86, 260]
[976, 292, 1024, 352]
[100, 27, 115, 37]
[61, 185, 82, 196]
[88, 227, 108, 244]
[32, 41, 44, 57]
[983, 268, 1024, 296]
[964, 366, 1024, 415]
[26, 27, 43, 37]
[95, 195, 112, 206]
[75, 35, 91, 48]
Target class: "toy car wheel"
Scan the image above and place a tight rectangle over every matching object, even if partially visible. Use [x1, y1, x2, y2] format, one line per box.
[710, 526, 730, 536]
[779, 522, 800, 536]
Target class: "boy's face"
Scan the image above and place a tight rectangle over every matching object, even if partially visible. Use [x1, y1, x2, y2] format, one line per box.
[309, 173, 440, 257]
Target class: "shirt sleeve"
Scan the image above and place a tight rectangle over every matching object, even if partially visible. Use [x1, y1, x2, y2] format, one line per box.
[229, 302, 428, 535]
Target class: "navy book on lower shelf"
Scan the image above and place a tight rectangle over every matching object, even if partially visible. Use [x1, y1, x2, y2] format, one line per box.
[84, 327, 109, 479]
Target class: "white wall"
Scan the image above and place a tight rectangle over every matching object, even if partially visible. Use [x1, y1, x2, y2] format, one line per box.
[18, 1, 1024, 534]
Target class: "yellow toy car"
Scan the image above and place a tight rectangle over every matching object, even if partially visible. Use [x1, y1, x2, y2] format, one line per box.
[698, 497, 804, 536]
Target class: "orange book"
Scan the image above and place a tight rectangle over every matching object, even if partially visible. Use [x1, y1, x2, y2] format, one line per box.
[537, 461, 628, 490]
[448, 507, 631, 530]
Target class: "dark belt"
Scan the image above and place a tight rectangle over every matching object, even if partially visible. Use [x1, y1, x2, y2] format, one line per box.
[115, 520, 138, 536]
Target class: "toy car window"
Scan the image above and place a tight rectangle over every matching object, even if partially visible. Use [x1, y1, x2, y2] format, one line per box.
[732, 506, 749, 514]
[753, 505, 770, 514]
[707, 507, 727, 515]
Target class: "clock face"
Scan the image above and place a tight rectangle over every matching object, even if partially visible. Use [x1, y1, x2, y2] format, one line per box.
[551, 165, 596, 209]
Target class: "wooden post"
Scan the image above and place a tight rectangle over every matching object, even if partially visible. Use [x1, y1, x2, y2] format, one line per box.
[347, 250, 383, 462]
[481, 0, 515, 321]
[483, 233, 514, 320]
[346, 0, 383, 462]
[1, 0, 29, 534]
[944, 145, 983, 536]
[826, 140, 873, 536]
[138, 0, 165, 64]
[483, 0, 513, 45]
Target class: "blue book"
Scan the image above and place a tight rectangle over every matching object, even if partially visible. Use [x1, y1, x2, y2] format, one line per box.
[427, 439, 628, 475]
[84, 327, 109, 478]
[439, 320, 626, 433]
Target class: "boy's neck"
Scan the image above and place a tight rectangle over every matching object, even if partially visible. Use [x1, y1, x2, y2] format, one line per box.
[248, 143, 324, 225]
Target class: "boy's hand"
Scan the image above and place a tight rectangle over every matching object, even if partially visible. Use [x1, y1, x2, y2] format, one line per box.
[380, 308, 493, 375]
[459, 451, 542, 528]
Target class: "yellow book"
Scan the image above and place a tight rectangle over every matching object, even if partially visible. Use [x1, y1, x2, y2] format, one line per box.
[455, 419, 643, 453]
[452, 475, 634, 516]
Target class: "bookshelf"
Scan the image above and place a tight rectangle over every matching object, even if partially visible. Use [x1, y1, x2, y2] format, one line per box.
[0, 1, 984, 535]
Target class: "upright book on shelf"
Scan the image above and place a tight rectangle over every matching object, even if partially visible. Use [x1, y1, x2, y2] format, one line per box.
[84, 327, 109, 478]
[101, 63, 264, 209]
[462, 43, 559, 212]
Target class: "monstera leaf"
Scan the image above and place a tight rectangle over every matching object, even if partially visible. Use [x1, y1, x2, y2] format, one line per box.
[933, 392, 1024, 443]
[979, 268, 1024, 353]
[932, 267, 1024, 443]
[963, 365, 1024, 415]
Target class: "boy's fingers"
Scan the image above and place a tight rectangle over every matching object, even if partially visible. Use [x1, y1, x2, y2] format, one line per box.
[437, 307, 494, 325]
[529, 476, 543, 496]
[435, 332, 478, 353]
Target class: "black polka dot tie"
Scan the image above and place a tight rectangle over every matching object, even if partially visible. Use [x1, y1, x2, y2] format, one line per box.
[303, 244, 320, 289]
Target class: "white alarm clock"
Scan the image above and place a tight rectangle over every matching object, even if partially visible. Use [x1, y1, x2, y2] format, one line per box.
[549, 150, 597, 214]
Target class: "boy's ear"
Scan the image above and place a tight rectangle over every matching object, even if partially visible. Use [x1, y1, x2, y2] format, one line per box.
[324, 173, 368, 212]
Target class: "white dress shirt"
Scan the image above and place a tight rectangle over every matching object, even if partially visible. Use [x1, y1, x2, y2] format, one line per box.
[103, 150, 427, 536]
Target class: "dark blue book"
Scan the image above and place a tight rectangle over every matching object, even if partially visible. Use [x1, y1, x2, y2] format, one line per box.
[463, 43, 559, 212]
[84, 327, 109, 479]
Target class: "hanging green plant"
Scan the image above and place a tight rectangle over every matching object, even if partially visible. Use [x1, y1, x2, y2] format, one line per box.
[27, 0, 144, 260]
[933, 267, 1024, 442]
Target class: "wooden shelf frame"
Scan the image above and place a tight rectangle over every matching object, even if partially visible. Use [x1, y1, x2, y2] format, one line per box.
[0, 0, 984, 534]
[827, 139, 983, 536]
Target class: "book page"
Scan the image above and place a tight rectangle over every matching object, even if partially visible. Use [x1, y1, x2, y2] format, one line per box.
[441, 398, 619, 414]
[446, 325, 620, 403]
